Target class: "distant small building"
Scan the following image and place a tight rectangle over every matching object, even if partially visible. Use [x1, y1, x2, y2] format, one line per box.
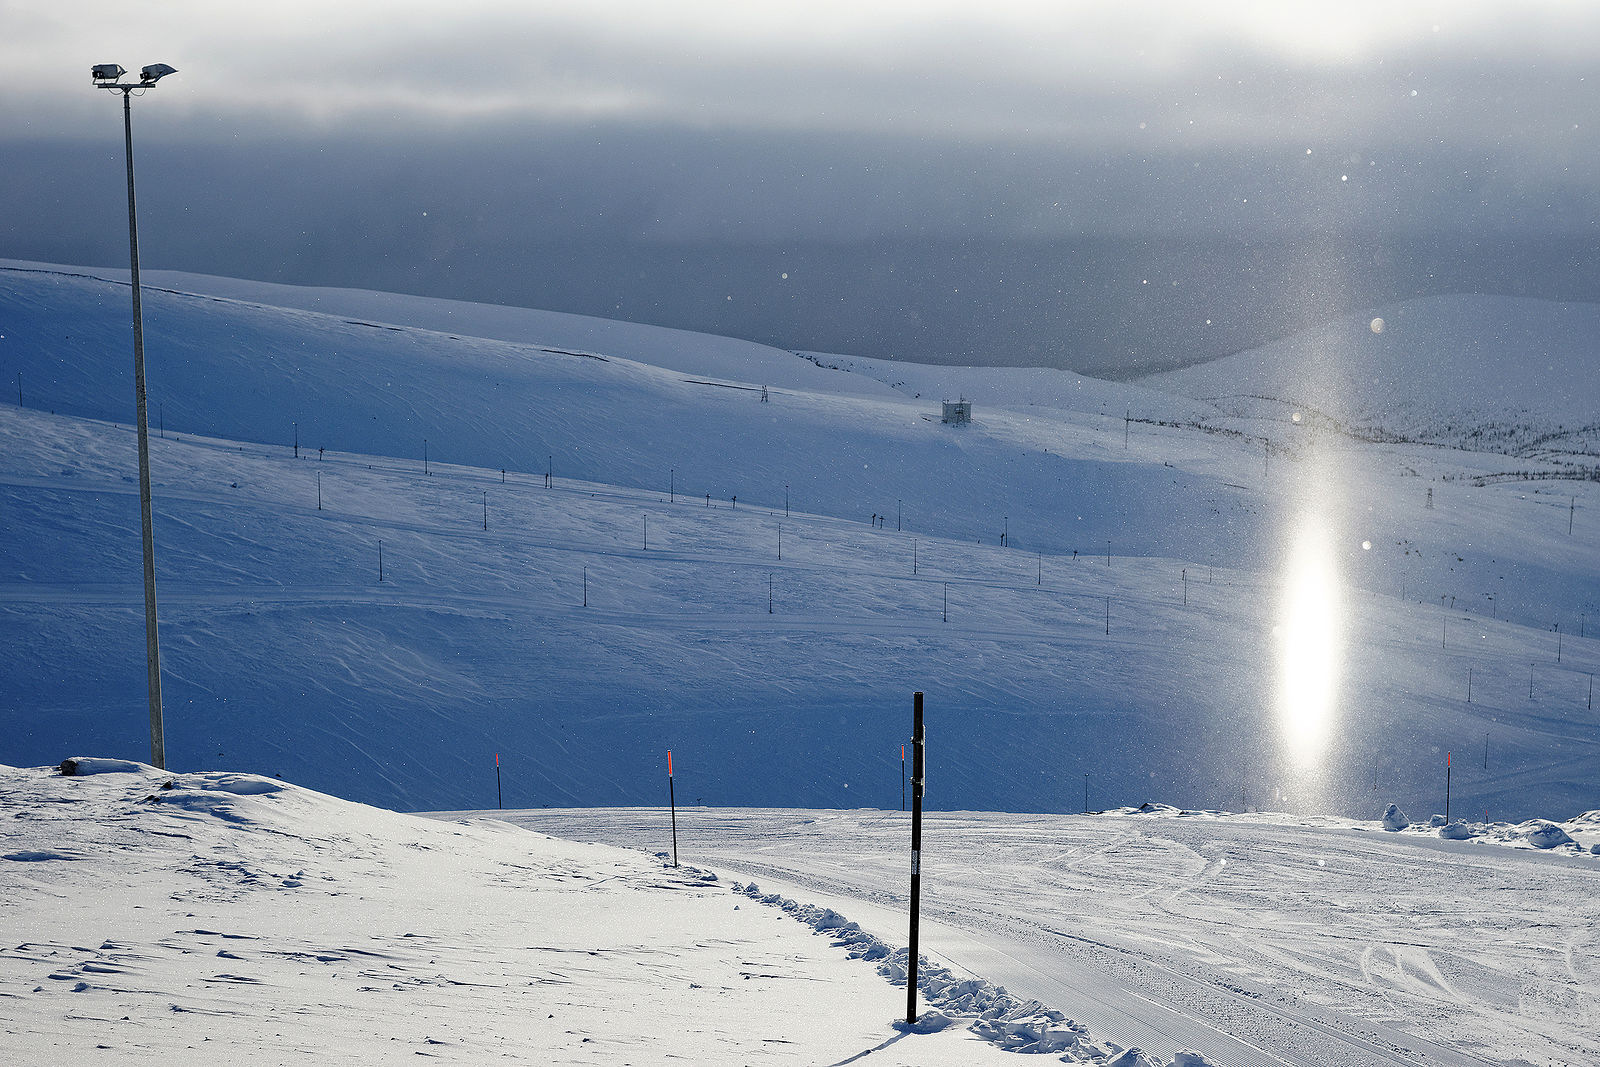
[942, 400, 972, 425]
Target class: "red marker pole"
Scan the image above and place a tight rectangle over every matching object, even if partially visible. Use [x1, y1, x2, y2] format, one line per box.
[668, 750, 679, 868]
[495, 752, 502, 810]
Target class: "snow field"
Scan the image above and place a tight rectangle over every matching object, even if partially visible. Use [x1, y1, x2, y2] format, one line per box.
[1, 759, 1055, 1066]
[1, 260, 1597, 821]
[3, 398, 1596, 822]
[497, 805, 1600, 1066]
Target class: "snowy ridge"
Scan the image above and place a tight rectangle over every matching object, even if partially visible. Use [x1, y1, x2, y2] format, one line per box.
[733, 879, 1212, 1066]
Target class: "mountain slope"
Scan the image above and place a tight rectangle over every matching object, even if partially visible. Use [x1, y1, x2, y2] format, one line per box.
[1, 263, 1597, 820]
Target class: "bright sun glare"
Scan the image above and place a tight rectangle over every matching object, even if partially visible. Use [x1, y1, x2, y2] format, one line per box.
[1277, 518, 1343, 774]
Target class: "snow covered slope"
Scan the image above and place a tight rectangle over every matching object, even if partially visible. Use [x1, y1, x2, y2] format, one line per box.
[1, 759, 1113, 1066]
[1, 263, 1597, 823]
[492, 804, 1600, 1067]
[1139, 294, 1600, 457]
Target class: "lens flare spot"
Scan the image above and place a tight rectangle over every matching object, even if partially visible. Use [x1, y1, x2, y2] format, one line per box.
[1278, 521, 1343, 772]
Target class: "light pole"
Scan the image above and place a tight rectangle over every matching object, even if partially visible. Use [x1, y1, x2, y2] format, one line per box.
[94, 61, 177, 770]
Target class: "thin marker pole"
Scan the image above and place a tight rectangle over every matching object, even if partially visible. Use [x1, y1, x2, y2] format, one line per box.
[901, 744, 906, 811]
[1445, 751, 1452, 823]
[583, 566, 587, 607]
[1105, 596, 1110, 635]
[482, 491, 487, 530]
[495, 752, 502, 810]
[378, 539, 384, 582]
[906, 692, 925, 1025]
[317, 471, 322, 511]
[667, 750, 678, 868]
[1083, 773, 1089, 814]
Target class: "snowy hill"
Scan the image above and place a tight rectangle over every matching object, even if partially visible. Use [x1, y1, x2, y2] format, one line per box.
[1139, 293, 1600, 459]
[1, 262, 1597, 824]
[5, 759, 1595, 1066]
[0, 759, 1095, 1066]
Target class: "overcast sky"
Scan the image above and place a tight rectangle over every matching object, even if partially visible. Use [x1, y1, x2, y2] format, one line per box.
[5, 1, 1598, 373]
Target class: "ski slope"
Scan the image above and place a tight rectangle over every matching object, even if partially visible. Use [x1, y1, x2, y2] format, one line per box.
[478, 805, 1600, 1067]
[0, 759, 1069, 1066]
[7, 759, 1595, 1066]
[2, 261, 1598, 822]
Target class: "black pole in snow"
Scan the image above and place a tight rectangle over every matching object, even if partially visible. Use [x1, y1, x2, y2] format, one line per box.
[668, 750, 679, 868]
[906, 692, 925, 1025]
[496, 753, 502, 810]
[1445, 752, 1452, 823]
[901, 744, 906, 812]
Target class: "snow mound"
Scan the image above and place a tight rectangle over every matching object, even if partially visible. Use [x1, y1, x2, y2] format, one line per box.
[1439, 821, 1479, 841]
[1107, 1050, 1162, 1067]
[1518, 821, 1576, 850]
[59, 757, 152, 777]
[894, 1009, 960, 1034]
[1382, 804, 1410, 831]
[185, 773, 291, 796]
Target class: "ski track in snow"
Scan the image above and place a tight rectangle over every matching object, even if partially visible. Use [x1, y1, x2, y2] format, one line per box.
[476, 807, 1600, 1067]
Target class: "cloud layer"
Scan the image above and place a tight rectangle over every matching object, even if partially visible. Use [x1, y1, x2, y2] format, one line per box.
[7, 1, 1597, 370]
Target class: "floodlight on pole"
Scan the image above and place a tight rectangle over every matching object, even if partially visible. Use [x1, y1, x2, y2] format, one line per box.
[94, 60, 178, 769]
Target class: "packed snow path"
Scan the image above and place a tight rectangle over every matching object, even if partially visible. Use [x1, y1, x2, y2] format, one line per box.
[475, 807, 1600, 1067]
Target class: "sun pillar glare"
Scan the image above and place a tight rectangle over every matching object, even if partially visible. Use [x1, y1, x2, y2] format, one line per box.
[1276, 516, 1343, 776]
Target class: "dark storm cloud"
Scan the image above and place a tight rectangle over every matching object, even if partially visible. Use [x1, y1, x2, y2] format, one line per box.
[6, 2, 1599, 372]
